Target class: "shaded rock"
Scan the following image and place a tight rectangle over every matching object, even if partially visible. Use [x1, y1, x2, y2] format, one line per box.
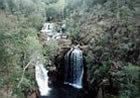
[57, 39, 72, 48]
[57, 39, 72, 56]
[26, 89, 39, 98]
[96, 88, 103, 98]
[80, 45, 89, 53]
[27, 93, 37, 98]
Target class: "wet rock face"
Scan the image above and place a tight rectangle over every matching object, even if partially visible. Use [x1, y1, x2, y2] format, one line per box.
[54, 54, 65, 83]
[48, 67, 58, 85]
[53, 39, 72, 83]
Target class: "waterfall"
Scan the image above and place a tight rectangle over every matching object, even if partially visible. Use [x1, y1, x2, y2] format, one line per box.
[35, 64, 51, 96]
[64, 46, 84, 89]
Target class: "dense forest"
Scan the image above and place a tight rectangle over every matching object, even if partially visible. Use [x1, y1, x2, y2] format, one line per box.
[0, 0, 140, 98]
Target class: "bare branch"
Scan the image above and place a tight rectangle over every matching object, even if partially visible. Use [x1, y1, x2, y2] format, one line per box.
[17, 57, 35, 88]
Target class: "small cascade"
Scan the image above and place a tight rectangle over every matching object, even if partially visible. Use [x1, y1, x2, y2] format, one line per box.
[64, 46, 84, 89]
[35, 64, 51, 96]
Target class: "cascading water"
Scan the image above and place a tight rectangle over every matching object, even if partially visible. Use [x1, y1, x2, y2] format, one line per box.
[64, 46, 84, 89]
[35, 64, 51, 96]
[35, 48, 83, 98]
[35, 64, 81, 98]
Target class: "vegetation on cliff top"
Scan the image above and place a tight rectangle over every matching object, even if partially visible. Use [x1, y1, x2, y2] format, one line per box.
[0, 0, 140, 98]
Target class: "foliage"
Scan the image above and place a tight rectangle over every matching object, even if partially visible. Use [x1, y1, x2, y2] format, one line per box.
[118, 64, 140, 98]
[0, 0, 140, 98]
[0, 0, 63, 97]
[43, 40, 60, 65]
[65, 0, 140, 97]
[0, 7, 43, 97]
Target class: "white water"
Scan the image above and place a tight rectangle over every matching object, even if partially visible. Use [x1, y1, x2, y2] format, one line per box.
[35, 47, 84, 98]
[35, 64, 51, 96]
[64, 47, 84, 89]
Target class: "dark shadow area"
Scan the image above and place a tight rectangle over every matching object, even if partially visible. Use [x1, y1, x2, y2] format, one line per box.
[40, 84, 81, 98]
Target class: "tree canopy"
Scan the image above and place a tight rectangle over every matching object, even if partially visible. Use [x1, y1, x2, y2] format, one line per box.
[0, 0, 140, 98]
